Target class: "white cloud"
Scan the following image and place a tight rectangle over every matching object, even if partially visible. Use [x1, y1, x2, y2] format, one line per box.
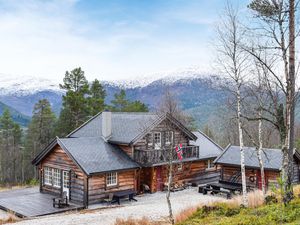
[0, 0, 216, 82]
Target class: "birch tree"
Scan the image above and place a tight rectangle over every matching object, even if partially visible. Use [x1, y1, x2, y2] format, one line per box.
[247, 0, 298, 203]
[216, 3, 249, 206]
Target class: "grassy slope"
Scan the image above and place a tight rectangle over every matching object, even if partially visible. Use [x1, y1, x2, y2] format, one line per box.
[178, 198, 300, 225]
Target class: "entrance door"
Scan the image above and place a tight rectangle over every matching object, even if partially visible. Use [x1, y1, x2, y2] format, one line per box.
[156, 167, 163, 191]
[62, 170, 70, 199]
[257, 170, 267, 190]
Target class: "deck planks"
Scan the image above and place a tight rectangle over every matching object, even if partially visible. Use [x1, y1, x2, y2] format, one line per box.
[0, 187, 83, 217]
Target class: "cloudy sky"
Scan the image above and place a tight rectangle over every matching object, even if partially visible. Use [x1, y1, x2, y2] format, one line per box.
[0, 0, 248, 81]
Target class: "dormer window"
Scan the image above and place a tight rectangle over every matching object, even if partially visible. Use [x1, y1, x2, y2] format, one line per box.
[154, 132, 161, 149]
[165, 131, 173, 145]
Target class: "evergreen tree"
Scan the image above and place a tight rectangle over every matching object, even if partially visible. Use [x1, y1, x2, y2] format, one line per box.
[124, 100, 148, 112]
[111, 89, 149, 112]
[24, 99, 56, 180]
[111, 90, 128, 111]
[57, 67, 90, 136]
[88, 79, 106, 115]
[0, 109, 22, 184]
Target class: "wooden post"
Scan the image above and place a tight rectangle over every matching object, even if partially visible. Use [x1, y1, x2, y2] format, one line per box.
[60, 170, 63, 197]
[83, 176, 89, 208]
[39, 166, 43, 192]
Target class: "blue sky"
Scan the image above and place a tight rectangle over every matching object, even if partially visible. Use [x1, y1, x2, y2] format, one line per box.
[0, 0, 249, 81]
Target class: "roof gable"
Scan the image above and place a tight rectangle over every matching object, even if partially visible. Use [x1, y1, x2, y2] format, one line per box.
[32, 137, 139, 175]
[68, 112, 197, 144]
[190, 130, 223, 159]
[214, 145, 283, 170]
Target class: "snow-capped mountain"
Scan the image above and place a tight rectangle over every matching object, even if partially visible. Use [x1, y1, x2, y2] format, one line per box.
[0, 73, 62, 96]
[0, 69, 227, 127]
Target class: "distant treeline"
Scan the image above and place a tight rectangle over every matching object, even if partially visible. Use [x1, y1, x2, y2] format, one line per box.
[0, 67, 148, 185]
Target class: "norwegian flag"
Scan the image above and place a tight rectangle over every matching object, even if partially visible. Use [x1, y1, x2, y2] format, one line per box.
[175, 144, 183, 160]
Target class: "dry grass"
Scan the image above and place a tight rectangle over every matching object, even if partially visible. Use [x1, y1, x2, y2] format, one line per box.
[293, 185, 300, 197]
[0, 213, 19, 224]
[114, 217, 167, 225]
[226, 190, 265, 208]
[175, 205, 199, 223]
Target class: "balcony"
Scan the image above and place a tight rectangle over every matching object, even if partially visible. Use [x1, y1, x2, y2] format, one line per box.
[133, 145, 199, 166]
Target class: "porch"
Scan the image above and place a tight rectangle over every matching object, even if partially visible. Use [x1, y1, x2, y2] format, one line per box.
[134, 145, 199, 166]
[0, 187, 83, 218]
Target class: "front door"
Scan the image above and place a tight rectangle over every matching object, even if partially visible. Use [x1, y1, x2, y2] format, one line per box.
[156, 167, 163, 191]
[62, 170, 70, 199]
[256, 170, 267, 190]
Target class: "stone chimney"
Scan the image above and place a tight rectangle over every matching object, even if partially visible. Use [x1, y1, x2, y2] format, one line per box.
[102, 111, 112, 141]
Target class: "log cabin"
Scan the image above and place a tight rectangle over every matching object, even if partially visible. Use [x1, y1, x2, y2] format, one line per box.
[214, 145, 300, 189]
[32, 112, 223, 207]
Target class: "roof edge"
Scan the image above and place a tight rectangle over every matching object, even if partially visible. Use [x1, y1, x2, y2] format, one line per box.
[196, 130, 224, 152]
[213, 143, 231, 164]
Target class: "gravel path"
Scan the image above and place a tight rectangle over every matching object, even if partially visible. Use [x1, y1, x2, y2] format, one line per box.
[14, 188, 222, 225]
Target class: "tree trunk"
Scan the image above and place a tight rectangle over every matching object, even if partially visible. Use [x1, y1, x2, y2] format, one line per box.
[283, 0, 296, 203]
[237, 87, 248, 207]
[257, 111, 266, 195]
[166, 145, 175, 225]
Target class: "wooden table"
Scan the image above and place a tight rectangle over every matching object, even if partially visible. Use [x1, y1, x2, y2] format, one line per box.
[113, 190, 137, 205]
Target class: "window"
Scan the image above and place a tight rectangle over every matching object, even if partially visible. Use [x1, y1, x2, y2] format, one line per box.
[106, 172, 118, 186]
[43, 167, 61, 188]
[207, 159, 213, 169]
[147, 133, 153, 147]
[178, 163, 183, 171]
[44, 167, 52, 186]
[63, 171, 69, 188]
[154, 132, 161, 149]
[53, 168, 61, 188]
[165, 131, 173, 145]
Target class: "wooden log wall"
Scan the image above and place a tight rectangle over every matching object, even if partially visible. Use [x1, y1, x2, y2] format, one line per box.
[134, 120, 190, 152]
[221, 166, 281, 189]
[88, 170, 137, 204]
[40, 144, 85, 204]
[139, 160, 208, 193]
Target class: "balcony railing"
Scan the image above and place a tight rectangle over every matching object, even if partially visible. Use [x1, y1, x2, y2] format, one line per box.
[133, 145, 199, 165]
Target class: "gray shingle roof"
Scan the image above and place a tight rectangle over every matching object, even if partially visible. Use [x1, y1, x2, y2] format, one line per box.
[58, 137, 139, 174]
[214, 145, 282, 170]
[190, 130, 223, 159]
[68, 112, 159, 143]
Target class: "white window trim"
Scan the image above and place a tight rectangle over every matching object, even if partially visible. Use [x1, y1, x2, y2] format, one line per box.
[106, 172, 118, 187]
[53, 168, 61, 188]
[44, 166, 52, 186]
[43, 167, 61, 188]
[178, 163, 183, 171]
[154, 132, 161, 149]
[166, 131, 173, 145]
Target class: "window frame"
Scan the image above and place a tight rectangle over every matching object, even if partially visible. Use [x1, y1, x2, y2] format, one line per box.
[106, 172, 118, 187]
[44, 166, 52, 186]
[177, 163, 183, 171]
[207, 159, 214, 169]
[154, 132, 161, 149]
[165, 131, 173, 145]
[43, 166, 61, 188]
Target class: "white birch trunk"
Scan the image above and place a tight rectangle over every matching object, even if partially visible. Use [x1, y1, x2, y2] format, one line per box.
[257, 110, 266, 195]
[166, 145, 174, 225]
[237, 86, 248, 207]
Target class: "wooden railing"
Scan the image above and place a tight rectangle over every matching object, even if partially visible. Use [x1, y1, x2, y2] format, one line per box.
[134, 146, 199, 165]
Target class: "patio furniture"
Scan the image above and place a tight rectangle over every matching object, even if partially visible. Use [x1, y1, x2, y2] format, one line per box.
[103, 193, 114, 205]
[113, 189, 137, 205]
[53, 191, 69, 208]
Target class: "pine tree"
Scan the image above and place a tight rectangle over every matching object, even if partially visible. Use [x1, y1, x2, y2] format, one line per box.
[110, 89, 149, 112]
[111, 90, 128, 111]
[57, 67, 90, 136]
[0, 109, 22, 184]
[88, 79, 106, 115]
[24, 99, 56, 180]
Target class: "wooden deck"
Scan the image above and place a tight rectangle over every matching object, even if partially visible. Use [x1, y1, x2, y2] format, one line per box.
[0, 187, 84, 218]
